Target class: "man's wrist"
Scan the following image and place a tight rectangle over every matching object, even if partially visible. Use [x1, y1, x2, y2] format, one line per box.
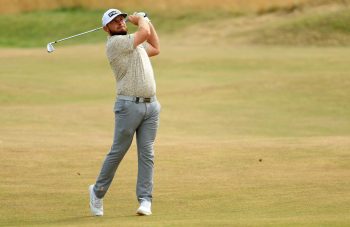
[138, 17, 151, 31]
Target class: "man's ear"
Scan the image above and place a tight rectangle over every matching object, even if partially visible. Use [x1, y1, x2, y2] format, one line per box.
[103, 26, 109, 33]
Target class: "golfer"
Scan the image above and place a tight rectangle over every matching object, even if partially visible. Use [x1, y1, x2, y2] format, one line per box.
[89, 9, 161, 216]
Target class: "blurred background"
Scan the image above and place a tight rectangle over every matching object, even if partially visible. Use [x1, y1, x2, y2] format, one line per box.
[0, 0, 350, 47]
[0, 0, 335, 13]
[1, 0, 350, 226]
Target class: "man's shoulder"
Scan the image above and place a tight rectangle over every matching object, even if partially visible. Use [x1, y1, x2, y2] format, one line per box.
[107, 34, 135, 52]
[106, 34, 135, 57]
[108, 34, 134, 44]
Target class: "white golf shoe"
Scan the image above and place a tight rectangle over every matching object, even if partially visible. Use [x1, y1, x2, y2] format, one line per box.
[136, 200, 152, 216]
[89, 185, 103, 216]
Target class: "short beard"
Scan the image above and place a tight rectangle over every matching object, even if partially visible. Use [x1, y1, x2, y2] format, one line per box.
[110, 30, 127, 36]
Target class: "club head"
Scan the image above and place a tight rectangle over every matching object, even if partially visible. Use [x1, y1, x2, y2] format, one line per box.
[47, 42, 55, 53]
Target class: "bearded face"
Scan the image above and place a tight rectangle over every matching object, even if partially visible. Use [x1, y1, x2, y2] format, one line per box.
[105, 16, 128, 36]
[109, 30, 127, 36]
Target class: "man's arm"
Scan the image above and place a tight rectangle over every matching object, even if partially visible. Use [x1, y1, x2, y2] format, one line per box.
[145, 22, 160, 57]
[128, 15, 151, 49]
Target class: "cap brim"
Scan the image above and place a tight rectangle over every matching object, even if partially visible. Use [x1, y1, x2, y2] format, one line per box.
[105, 13, 128, 26]
[120, 13, 128, 18]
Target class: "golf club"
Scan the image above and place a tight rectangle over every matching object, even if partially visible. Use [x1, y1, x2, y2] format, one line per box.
[46, 16, 131, 53]
[47, 26, 103, 53]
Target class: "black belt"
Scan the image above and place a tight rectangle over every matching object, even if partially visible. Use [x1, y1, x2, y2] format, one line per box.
[117, 95, 156, 103]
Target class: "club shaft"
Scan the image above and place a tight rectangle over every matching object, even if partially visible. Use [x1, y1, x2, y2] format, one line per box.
[54, 27, 103, 43]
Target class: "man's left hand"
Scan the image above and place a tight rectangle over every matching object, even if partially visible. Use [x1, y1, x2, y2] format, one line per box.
[134, 12, 151, 23]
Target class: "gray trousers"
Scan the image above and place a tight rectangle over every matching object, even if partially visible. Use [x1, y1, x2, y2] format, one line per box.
[93, 97, 161, 202]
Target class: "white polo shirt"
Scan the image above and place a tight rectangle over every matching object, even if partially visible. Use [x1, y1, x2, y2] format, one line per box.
[106, 34, 156, 98]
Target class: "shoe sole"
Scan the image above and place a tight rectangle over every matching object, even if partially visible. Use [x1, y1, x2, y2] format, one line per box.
[136, 209, 152, 216]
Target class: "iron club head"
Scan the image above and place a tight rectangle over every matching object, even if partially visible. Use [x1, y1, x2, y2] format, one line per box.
[47, 42, 55, 53]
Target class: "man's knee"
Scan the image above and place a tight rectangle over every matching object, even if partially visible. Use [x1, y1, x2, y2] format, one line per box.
[118, 127, 134, 138]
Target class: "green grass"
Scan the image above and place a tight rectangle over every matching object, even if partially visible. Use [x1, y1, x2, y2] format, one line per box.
[0, 42, 350, 226]
[0, 7, 239, 48]
[0, 8, 105, 47]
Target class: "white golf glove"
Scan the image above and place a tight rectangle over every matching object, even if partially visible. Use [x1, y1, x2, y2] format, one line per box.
[134, 12, 151, 23]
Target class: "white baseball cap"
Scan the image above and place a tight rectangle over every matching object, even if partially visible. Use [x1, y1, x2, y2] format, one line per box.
[102, 9, 128, 26]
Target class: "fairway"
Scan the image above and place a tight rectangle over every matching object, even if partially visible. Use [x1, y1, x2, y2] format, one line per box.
[1, 42, 350, 226]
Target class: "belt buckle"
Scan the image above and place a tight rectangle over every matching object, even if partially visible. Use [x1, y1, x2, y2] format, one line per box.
[144, 98, 151, 103]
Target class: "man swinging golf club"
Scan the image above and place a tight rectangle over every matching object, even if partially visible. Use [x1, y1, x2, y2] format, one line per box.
[89, 8, 161, 216]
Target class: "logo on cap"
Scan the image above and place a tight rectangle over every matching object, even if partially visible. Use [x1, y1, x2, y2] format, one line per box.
[108, 11, 117, 17]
